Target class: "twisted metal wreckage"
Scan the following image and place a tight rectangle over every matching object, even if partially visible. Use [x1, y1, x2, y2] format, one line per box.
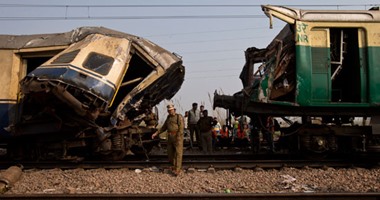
[0, 27, 185, 160]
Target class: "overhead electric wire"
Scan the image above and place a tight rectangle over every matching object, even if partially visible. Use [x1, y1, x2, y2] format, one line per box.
[0, 15, 265, 21]
[0, 3, 376, 21]
[164, 34, 274, 45]
[187, 68, 242, 74]
[144, 26, 270, 38]
[1, 3, 376, 79]
[186, 74, 240, 80]
[0, 4, 377, 8]
[180, 49, 243, 54]
[185, 57, 243, 64]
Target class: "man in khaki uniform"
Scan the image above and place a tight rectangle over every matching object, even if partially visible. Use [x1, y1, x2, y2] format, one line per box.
[152, 104, 184, 176]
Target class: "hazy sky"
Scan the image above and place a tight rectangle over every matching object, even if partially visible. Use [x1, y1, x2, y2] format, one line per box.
[1, 0, 378, 121]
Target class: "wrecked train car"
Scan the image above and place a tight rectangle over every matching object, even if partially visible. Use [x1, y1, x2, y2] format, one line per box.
[214, 6, 380, 155]
[0, 27, 184, 160]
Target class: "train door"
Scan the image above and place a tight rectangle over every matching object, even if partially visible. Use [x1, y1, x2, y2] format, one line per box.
[310, 28, 331, 102]
[330, 28, 367, 103]
[15, 49, 63, 122]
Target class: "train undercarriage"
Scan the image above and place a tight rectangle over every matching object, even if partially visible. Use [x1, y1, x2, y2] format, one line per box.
[214, 93, 380, 158]
[6, 126, 159, 161]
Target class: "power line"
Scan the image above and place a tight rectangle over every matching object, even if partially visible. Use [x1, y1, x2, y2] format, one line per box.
[144, 26, 270, 38]
[0, 4, 377, 8]
[187, 68, 242, 74]
[186, 74, 240, 80]
[164, 35, 273, 45]
[180, 49, 243, 55]
[0, 3, 376, 21]
[185, 57, 242, 64]
[0, 15, 265, 21]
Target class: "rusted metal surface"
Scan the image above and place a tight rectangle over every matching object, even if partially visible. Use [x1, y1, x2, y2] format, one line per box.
[239, 24, 296, 104]
[215, 24, 297, 115]
[0, 166, 23, 194]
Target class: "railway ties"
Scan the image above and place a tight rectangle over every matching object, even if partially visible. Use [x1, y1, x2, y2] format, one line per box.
[1, 155, 378, 170]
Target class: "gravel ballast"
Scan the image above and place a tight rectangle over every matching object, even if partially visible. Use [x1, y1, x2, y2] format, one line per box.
[4, 167, 380, 194]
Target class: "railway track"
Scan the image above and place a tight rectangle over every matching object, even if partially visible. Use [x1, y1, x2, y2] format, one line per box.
[0, 155, 378, 170]
[1, 152, 379, 199]
[1, 144, 379, 170]
[1, 192, 380, 200]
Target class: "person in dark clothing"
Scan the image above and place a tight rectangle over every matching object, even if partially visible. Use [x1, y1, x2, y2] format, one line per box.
[264, 116, 275, 153]
[197, 110, 216, 154]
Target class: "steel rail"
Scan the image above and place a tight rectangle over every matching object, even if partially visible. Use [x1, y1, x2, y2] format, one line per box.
[0, 157, 378, 170]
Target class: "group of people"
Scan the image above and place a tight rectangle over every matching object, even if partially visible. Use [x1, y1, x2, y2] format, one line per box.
[185, 102, 217, 154]
[151, 102, 219, 176]
[213, 120, 252, 150]
[151, 102, 279, 176]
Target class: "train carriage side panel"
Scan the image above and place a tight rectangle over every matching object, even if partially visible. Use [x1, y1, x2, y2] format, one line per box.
[295, 21, 380, 108]
[295, 21, 329, 106]
[308, 27, 331, 104]
[358, 28, 369, 104]
[367, 24, 380, 104]
[0, 50, 21, 136]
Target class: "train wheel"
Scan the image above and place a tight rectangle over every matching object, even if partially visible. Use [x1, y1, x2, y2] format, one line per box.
[130, 143, 154, 156]
[302, 149, 329, 160]
[98, 150, 126, 161]
[110, 150, 127, 161]
[298, 124, 333, 159]
[367, 135, 380, 153]
[130, 139, 159, 156]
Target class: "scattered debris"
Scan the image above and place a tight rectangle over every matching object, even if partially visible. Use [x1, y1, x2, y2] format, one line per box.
[0, 165, 23, 194]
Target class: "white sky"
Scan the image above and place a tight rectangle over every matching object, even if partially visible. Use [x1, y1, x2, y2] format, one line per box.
[0, 0, 378, 122]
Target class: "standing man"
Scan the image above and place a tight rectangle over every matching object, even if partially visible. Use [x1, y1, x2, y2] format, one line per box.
[197, 110, 216, 154]
[264, 116, 275, 153]
[183, 111, 192, 148]
[152, 104, 184, 176]
[188, 102, 201, 149]
[200, 105, 205, 117]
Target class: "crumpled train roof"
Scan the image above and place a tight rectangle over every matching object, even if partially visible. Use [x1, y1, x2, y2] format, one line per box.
[0, 26, 181, 70]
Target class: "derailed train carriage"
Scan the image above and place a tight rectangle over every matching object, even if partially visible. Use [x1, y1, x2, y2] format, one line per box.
[0, 27, 184, 160]
[214, 5, 380, 156]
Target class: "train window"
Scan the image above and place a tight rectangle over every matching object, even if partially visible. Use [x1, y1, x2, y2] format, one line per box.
[51, 50, 80, 64]
[109, 51, 154, 109]
[83, 52, 114, 75]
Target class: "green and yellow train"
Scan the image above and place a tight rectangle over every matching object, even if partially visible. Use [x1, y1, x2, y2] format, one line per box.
[214, 5, 380, 155]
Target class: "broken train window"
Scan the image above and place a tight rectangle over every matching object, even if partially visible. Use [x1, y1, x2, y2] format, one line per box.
[83, 52, 114, 75]
[51, 49, 80, 64]
[109, 49, 155, 110]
